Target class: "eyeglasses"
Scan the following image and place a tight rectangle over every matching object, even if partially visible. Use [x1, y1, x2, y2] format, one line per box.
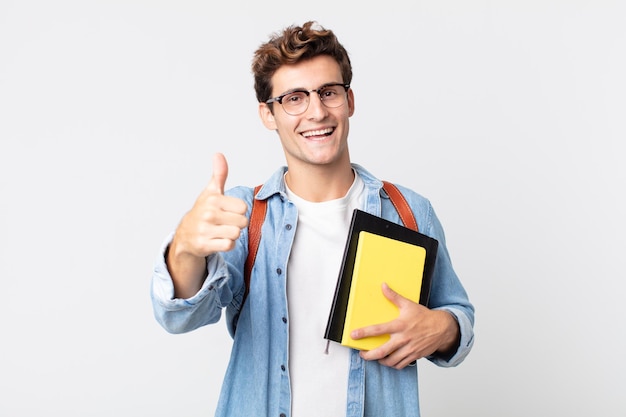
[265, 83, 350, 116]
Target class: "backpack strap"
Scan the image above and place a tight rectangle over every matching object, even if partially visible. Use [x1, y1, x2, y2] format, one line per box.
[381, 181, 418, 232]
[243, 184, 266, 307]
[241, 181, 417, 306]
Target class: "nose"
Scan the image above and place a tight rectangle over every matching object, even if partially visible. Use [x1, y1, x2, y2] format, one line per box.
[305, 92, 328, 119]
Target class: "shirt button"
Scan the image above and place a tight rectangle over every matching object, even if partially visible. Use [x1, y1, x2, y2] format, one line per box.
[280, 414, 287, 417]
[285, 224, 292, 230]
[281, 364, 286, 372]
[276, 268, 282, 275]
[282, 317, 287, 323]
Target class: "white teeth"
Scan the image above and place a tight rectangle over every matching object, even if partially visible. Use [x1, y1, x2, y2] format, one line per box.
[302, 128, 333, 138]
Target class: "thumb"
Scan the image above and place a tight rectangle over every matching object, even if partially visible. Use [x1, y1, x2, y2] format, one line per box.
[207, 152, 229, 194]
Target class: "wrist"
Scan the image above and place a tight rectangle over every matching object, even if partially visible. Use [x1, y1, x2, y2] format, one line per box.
[435, 311, 461, 359]
[165, 242, 208, 299]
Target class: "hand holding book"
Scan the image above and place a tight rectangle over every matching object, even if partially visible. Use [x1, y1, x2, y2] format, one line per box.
[350, 283, 461, 369]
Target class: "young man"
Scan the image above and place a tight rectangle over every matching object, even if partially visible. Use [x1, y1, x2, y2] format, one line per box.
[151, 21, 474, 417]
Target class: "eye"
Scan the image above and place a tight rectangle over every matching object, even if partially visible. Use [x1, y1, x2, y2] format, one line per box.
[283, 91, 307, 105]
[320, 87, 339, 99]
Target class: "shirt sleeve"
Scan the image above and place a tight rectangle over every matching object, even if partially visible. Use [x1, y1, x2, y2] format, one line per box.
[417, 197, 476, 367]
[428, 307, 475, 367]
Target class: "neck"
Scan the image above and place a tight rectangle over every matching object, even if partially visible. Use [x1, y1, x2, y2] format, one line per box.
[285, 163, 355, 202]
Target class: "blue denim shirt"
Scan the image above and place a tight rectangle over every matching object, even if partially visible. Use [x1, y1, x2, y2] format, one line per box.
[151, 164, 475, 417]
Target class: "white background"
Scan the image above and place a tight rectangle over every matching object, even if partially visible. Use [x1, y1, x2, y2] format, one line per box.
[1, 1, 625, 416]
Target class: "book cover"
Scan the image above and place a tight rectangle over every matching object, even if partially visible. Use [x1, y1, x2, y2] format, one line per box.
[340, 231, 427, 350]
[324, 209, 438, 351]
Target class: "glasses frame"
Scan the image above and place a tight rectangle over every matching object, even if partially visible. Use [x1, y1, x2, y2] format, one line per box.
[265, 83, 350, 115]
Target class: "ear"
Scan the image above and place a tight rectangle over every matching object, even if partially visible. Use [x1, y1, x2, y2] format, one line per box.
[259, 103, 277, 130]
[347, 88, 355, 117]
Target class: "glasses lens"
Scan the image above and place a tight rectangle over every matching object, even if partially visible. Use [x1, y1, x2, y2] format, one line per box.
[319, 85, 346, 108]
[281, 91, 308, 115]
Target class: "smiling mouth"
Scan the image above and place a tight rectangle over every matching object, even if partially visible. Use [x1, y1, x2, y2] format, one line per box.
[301, 128, 334, 139]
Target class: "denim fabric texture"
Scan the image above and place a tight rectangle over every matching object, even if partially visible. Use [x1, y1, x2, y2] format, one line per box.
[151, 164, 475, 417]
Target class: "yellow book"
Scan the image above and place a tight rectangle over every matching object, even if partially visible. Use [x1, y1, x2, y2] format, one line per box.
[324, 209, 438, 352]
[340, 231, 427, 351]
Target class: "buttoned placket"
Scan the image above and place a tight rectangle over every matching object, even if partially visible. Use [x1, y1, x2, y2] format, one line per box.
[278, 206, 297, 417]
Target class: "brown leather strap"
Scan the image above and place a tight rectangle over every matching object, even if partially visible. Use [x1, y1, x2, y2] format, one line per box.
[382, 181, 418, 232]
[243, 185, 266, 305]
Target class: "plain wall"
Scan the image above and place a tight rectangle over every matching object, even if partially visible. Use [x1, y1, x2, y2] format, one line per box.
[1, 1, 624, 416]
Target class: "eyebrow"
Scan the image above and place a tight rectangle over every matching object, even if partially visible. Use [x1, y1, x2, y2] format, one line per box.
[278, 82, 344, 96]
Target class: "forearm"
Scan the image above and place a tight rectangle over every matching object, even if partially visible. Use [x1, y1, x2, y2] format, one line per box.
[166, 239, 208, 299]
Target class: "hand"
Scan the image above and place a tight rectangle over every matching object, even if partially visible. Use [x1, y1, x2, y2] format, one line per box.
[350, 283, 460, 370]
[167, 153, 249, 297]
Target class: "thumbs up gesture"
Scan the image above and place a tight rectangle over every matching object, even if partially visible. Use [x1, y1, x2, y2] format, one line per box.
[167, 153, 249, 297]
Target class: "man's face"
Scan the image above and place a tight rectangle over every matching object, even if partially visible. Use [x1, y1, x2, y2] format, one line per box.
[259, 55, 355, 172]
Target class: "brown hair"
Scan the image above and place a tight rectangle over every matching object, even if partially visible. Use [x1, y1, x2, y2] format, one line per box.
[252, 21, 353, 104]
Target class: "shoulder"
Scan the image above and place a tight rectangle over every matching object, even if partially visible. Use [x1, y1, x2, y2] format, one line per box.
[382, 182, 438, 236]
[225, 186, 256, 213]
[386, 182, 432, 210]
[225, 185, 255, 200]
[354, 163, 432, 208]
[224, 165, 288, 209]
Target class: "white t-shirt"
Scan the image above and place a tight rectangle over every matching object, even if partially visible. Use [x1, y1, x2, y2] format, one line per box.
[285, 172, 365, 417]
